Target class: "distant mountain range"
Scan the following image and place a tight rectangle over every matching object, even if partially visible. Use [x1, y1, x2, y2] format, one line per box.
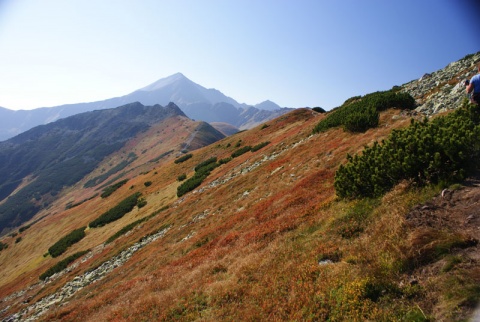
[0, 73, 292, 141]
[0, 102, 224, 234]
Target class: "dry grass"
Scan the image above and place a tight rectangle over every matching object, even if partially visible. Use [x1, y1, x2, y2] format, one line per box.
[1, 108, 478, 321]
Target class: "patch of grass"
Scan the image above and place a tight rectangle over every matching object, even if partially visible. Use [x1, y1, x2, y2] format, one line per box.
[442, 255, 462, 273]
[441, 273, 480, 313]
[406, 231, 477, 270]
[333, 198, 380, 239]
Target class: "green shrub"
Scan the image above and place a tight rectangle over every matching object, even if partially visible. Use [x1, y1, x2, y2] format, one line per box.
[105, 218, 148, 244]
[312, 107, 326, 113]
[177, 161, 220, 197]
[19, 224, 32, 233]
[137, 197, 147, 208]
[194, 157, 217, 171]
[105, 207, 170, 244]
[48, 227, 87, 258]
[335, 103, 480, 198]
[219, 157, 232, 165]
[15, 237, 22, 244]
[231, 146, 252, 158]
[174, 153, 193, 164]
[251, 141, 270, 152]
[149, 150, 174, 163]
[66, 194, 98, 210]
[313, 90, 415, 134]
[101, 179, 128, 198]
[343, 106, 379, 132]
[39, 250, 89, 280]
[0, 241, 7, 251]
[177, 173, 187, 181]
[177, 173, 209, 197]
[89, 193, 141, 228]
[144, 181, 152, 187]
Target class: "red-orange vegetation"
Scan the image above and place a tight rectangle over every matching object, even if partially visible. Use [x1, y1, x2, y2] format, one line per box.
[4, 105, 474, 321]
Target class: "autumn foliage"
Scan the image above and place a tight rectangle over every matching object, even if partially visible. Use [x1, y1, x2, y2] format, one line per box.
[335, 102, 480, 198]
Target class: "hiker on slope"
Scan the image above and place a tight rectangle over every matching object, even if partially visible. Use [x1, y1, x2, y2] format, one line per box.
[466, 63, 480, 105]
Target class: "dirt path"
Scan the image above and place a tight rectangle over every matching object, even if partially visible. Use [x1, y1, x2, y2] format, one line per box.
[403, 175, 480, 320]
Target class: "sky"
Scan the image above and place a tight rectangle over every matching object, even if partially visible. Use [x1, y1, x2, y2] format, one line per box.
[0, 0, 479, 111]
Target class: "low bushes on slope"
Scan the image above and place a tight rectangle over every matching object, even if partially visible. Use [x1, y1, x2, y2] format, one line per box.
[89, 192, 142, 228]
[335, 102, 480, 198]
[48, 227, 87, 258]
[174, 153, 193, 164]
[40, 250, 89, 280]
[251, 141, 270, 152]
[313, 89, 415, 133]
[177, 159, 220, 197]
[231, 146, 252, 158]
[194, 157, 218, 171]
[101, 179, 128, 198]
[105, 206, 170, 244]
[177, 142, 271, 197]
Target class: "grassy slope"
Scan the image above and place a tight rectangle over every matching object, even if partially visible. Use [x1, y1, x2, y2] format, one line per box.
[1, 107, 478, 321]
[0, 116, 205, 290]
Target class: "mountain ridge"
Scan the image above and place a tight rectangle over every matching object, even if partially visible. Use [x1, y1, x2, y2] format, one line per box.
[0, 74, 290, 141]
[0, 102, 224, 235]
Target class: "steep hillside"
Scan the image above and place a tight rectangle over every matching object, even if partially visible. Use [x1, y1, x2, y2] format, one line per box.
[0, 102, 224, 235]
[0, 53, 479, 321]
[210, 122, 240, 136]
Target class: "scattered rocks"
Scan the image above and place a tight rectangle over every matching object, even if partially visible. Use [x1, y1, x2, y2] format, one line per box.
[4, 226, 170, 322]
[402, 52, 480, 116]
[195, 136, 313, 196]
[318, 259, 333, 265]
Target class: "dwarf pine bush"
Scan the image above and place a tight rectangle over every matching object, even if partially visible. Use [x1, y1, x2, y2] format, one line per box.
[313, 90, 415, 133]
[48, 227, 87, 258]
[101, 179, 128, 198]
[335, 102, 480, 198]
[177, 162, 220, 197]
[89, 192, 142, 228]
[40, 250, 89, 280]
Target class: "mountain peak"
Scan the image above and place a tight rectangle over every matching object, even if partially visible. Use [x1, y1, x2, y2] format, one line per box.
[255, 100, 282, 111]
[138, 73, 191, 92]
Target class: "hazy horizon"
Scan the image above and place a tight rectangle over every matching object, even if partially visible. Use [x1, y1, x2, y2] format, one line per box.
[0, 0, 479, 111]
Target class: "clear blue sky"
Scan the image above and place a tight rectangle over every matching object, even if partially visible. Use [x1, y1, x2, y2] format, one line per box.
[0, 0, 479, 111]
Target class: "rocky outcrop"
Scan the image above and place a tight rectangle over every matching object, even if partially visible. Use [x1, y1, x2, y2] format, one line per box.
[402, 52, 480, 116]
